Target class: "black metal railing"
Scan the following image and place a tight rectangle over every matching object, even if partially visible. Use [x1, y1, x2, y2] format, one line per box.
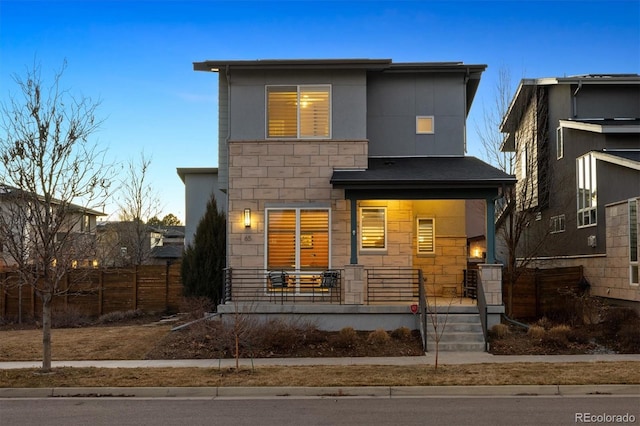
[366, 268, 421, 304]
[476, 271, 489, 351]
[223, 267, 342, 305]
[417, 269, 428, 351]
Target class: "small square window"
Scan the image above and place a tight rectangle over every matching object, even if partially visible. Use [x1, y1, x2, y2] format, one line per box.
[416, 116, 434, 134]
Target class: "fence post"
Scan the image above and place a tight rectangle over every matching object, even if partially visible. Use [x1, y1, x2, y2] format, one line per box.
[1, 277, 5, 318]
[64, 272, 69, 309]
[31, 284, 36, 318]
[133, 266, 138, 311]
[165, 261, 170, 312]
[98, 270, 104, 316]
[535, 268, 541, 318]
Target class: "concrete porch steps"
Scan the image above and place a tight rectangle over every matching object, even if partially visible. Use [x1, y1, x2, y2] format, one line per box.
[425, 311, 486, 352]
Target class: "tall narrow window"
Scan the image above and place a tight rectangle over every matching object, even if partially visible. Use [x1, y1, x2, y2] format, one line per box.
[266, 87, 297, 138]
[577, 153, 597, 227]
[417, 218, 435, 254]
[630, 199, 639, 285]
[360, 207, 386, 250]
[556, 127, 564, 160]
[266, 85, 330, 139]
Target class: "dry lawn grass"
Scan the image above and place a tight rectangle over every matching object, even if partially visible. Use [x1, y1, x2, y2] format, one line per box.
[2, 321, 639, 389]
[1, 362, 639, 388]
[0, 325, 172, 361]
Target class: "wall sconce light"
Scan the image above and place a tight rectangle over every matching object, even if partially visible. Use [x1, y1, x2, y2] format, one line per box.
[244, 208, 251, 228]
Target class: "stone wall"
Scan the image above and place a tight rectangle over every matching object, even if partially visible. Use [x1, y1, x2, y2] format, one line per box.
[227, 140, 367, 269]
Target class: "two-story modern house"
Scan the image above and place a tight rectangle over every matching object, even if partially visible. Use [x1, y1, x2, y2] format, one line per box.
[0, 185, 104, 270]
[500, 74, 640, 307]
[184, 58, 515, 344]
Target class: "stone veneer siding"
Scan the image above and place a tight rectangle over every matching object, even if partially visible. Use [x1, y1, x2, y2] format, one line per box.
[227, 140, 471, 302]
[227, 140, 368, 269]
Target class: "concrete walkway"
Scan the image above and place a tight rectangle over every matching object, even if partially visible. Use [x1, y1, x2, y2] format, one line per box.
[2, 353, 638, 399]
[1, 352, 638, 370]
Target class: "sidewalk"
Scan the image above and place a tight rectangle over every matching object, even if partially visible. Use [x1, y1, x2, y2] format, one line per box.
[2, 353, 638, 399]
[1, 352, 639, 370]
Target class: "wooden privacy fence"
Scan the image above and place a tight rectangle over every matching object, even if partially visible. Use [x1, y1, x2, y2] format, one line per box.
[0, 263, 183, 321]
[504, 266, 585, 319]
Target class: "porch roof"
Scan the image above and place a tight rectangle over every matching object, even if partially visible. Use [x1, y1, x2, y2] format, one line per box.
[330, 156, 516, 192]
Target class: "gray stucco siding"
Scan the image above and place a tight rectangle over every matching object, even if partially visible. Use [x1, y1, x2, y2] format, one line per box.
[183, 172, 226, 247]
[225, 69, 367, 141]
[576, 85, 640, 119]
[367, 73, 466, 156]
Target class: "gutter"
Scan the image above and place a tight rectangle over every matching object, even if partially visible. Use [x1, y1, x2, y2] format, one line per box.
[572, 80, 583, 118]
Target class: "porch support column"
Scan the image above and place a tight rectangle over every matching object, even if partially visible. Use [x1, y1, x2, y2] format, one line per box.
[485, 197, 496, 264]
[350, 197, 358, 264]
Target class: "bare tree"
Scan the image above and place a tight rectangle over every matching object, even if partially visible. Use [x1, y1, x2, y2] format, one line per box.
[476, 66, 515, 174]
[115, 152, 161, 265]
[0, 61, 113, 371]
[477, 68, 570, 315]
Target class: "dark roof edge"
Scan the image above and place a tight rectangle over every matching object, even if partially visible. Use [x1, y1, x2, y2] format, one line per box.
[176, 167, 218, 183]
[193, 59, 487, 73]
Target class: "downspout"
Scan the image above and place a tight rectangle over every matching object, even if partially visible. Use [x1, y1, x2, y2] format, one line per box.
[225, 65, 231, 271]
[572, 80, 582, 118]
[463, 67, 470, 153]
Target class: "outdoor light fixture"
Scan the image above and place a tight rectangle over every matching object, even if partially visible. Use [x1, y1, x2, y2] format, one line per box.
[244, 208, 251, 228]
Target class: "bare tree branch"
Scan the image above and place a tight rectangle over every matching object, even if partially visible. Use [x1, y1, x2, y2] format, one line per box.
[0, 61, 114, 371]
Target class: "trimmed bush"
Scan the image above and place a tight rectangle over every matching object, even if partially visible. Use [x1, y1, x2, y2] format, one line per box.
[542, 324, 571, 349]
[391, 326, 412, 340]
[603, 307, 639, 339]
[618, 320, 640, 353]
[96, 309, 145, 325]
[52, 306, 91, 328]
[332, 327, 358, 348]
[367, 328, 391, 345]
[527, 325, 545, 340]
[489, 323, 510, 339]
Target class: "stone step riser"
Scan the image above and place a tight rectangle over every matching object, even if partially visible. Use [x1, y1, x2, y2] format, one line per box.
[427, 342, 486, 352]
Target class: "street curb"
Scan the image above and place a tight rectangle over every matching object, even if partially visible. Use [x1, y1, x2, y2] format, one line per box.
[1, 385, 638, 399]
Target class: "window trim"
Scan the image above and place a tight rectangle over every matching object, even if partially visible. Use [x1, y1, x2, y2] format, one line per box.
[576, 153, 597, 228]
[265, 84, 332, 140]
[629, 199, 639, 285]
[416, 217, 435, 255]
[556, 126, 564, 160]
[264, 207, 332, 271]
[550, 214, 565, 234]
[359, 207, 387, 252]
[416, 116, 434, 134]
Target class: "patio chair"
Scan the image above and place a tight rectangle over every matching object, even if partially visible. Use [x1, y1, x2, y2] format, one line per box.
[268, 270, 288, 288]
[320, 270, 339, 288]
[268, 270, 288, 303]
[462, 269, 478, 301]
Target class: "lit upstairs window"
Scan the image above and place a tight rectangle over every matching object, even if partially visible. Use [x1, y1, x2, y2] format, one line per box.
[267, 85, 330, 139]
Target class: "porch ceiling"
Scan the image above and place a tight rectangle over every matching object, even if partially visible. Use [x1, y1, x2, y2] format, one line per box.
[331, 156, 516, 199]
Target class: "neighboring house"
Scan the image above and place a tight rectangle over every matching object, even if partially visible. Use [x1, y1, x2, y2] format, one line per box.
[184, 58, 515, 335]
[0, 185, 104, 270]
[500, 74, 640, 306]
[149, 225, 185, 265]
[176, 167, 226, 247]
[96, 222, 185, 266]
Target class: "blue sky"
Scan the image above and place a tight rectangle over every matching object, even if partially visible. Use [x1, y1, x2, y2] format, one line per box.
[1, 0, 639, 223]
